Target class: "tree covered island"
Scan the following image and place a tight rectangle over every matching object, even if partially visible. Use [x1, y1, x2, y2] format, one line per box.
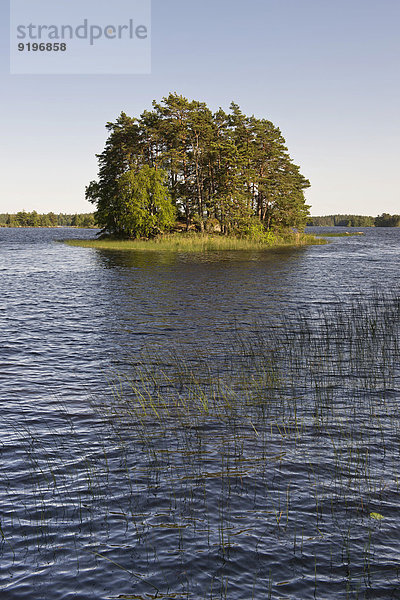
[83, 93, 320, 250]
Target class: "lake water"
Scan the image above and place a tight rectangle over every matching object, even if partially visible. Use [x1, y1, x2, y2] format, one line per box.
[0, 226, 399, 599]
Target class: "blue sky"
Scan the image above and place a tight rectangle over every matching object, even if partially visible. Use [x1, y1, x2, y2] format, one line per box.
[1, 0, 399, 216]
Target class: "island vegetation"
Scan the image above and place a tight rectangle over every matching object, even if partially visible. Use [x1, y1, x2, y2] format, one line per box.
[80, 93, 318, 250]
[66, 230, 322, 252]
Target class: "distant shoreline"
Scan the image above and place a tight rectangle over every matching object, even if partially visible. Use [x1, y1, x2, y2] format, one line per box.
[308, 213, 400, 227]
[0, 212, 96, 228]
[0, 225, 97, 229]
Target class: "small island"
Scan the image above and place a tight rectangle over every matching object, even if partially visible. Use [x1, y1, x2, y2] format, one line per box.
[70, 94, 323, 252]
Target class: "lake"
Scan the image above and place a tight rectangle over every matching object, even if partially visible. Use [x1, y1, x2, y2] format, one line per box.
[0, 226, 399, 599]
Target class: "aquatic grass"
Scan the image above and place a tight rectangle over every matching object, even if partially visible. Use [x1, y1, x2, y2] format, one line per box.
[1, 291, 399, 598]
[64, 231, 325, 253]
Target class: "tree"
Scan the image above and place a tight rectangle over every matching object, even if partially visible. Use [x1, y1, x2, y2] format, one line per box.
[115, 166, 175, 238]
[47, 212, 58, 227]
[86, 112, 142, 235]
[87, 95, 311, 237]
[375, 213, 400, 227]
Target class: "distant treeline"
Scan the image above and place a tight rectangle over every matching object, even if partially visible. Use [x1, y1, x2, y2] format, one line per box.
[0, 211, 96, 228]
[308, 214, 400, 227]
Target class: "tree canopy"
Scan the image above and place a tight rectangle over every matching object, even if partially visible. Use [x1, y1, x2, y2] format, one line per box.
[375, 213, 400, 227]
[86, 93, 311, 237]
[308, 215, 375, 227]
[116, 166, 175, 238]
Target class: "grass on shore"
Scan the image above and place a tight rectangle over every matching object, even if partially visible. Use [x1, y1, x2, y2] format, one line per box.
[65, 231, 325, 252]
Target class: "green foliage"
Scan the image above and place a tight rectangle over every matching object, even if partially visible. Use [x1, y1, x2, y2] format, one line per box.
[0, 212, 96, 228]
[235, 217, 273, 244]
[66, 231, 324, 252]
[375, 213, 400, 227]
[86, 94, 311, 238]
[308, 213, 400, 227]
[71, 213, 96, 228]
[116, 166, 176, 238]
[308, 215, 374, 227]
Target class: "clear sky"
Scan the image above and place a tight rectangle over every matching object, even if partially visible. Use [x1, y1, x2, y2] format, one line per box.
[1, 0, 399, 216]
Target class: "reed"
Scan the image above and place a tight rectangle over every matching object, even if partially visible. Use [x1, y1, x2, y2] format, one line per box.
[64, 231, 324, 252]
[1, 291, 399, 598]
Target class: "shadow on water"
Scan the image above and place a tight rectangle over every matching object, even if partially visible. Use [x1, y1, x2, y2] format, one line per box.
[93, 245, 307, 268]
[88, 247, 308, 366]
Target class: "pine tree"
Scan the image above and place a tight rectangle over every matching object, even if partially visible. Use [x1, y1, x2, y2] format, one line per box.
[87, 95, 311, 238]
